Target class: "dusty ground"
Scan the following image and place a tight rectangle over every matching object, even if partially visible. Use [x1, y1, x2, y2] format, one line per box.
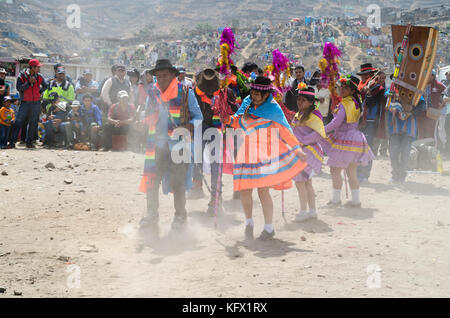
[0, 146, 450, 298]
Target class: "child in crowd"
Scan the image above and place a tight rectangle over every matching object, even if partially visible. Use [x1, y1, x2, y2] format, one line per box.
[64, 100, 85, 147]
[291, 84, 326, 222]
[0, 96, 15, 149]
[81, 94, 102, 150]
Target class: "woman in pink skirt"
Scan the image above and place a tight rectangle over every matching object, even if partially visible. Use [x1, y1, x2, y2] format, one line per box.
[291, 84, 326, 221]
[322, 75, 375, 207]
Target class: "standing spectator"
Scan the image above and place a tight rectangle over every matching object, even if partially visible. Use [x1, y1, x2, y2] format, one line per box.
[0, 68, 10, 107]
[101, 90, 136, 151]
[0, 96, 15, 149]
[138, 69, 153, 108]
[81, 94, 102, 150]
[177, 66, 193, 88]
[43, 66, 75, 105]
[52, 63, 73, 85]
[284, 65, 306, 112]
[11, 59, 47, 149]
[75, 69, 99, 102]
[127, 68, 140, 106]
[100, 65, 131, 112]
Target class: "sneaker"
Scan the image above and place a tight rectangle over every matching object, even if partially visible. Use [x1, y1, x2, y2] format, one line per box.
[293, 210, 311, 222]
[171, 215, 187, 229]
[245, 224, 254, 240]
[326, 200, 342, 207]
[359, 177, 369, 184]
[344, 201, 361, 208]
[139, 214, 159, 227]
[258, 229, 275, 241]
[308, 210, 318, 219]
[187, 186, 205, 200]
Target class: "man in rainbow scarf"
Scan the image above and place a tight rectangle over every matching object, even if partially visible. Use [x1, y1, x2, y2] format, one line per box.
[139, 59, 203, 231]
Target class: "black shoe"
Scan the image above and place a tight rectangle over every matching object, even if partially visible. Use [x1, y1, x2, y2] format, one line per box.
[326, 200, 342, 207]
[258, 229, 275, 241]
[171, 215, 187, 230]
[245, 225, 254, 240]
[206, 201, 223, 217]
[139, 214, 159, 227]
[26, 143, 36, 149]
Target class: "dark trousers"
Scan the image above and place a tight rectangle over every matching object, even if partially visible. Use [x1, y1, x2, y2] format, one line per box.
[0, 125, 11, 148]
[11, 101, 41, 144]
[102, 123, 130, 150]
[389, 133, 413, 182]
[146, 146, 188, 217]
[192, 138, 223, 204]
[44, 121, 67, 145]
[357, 121, 377, 180]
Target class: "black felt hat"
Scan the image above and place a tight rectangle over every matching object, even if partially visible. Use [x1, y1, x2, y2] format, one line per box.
[150, 59, 179, 76]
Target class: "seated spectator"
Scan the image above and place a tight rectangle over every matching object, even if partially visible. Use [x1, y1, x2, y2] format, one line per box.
[75, 69, 99, 102]
[81, 94, 102, 150]
[44, 92, 60, 114]
[43, 101, 68, 148]
[0, 96, 15, 149]
[63, 100, 84, 148]
[101, 90, 136, 151]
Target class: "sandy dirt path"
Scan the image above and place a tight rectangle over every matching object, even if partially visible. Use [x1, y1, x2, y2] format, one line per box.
[0, 148, 449, 298]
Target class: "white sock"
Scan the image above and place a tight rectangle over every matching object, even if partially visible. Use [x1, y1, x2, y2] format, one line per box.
[351, 189, 360, 204]
[332, 189, 341, 203]
[309, 209, 316, 215]
[299, 210, 307, 215]
[264, 224, 274, 233]
[245, 218, 254, 226]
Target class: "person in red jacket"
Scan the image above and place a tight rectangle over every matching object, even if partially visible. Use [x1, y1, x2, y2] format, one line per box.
[11, 59, 47, 148]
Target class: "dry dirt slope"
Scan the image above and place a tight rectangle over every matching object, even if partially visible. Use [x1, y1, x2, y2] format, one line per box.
[0, 148, 449, 297]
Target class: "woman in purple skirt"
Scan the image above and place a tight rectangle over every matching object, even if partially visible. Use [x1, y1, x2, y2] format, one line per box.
[291, 84, 326, 222]
[322, 75, 375, 207]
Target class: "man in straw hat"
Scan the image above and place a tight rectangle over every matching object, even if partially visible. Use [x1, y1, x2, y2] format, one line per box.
[138, 59, 202, 232]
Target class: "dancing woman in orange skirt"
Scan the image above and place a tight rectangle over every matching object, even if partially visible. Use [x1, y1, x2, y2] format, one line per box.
[222, 77, 307, 240]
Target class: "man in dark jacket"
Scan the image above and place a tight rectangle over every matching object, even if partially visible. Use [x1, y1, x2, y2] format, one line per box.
[283, 65, 305, 112]
[11, 59, 47, 148]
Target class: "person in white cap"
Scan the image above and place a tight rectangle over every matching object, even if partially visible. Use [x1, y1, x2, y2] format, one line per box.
[43, 101, 68, 148]
[63, 100, 85, 148]
[101, 90, 136, 151]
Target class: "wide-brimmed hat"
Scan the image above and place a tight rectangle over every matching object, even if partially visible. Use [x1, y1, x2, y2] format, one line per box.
[3, 96, 13, 102]
[356, 63, 377, 75]
[71, 100, 81, 108]
[150, 59, 179, 76]
[196, 69, 219, 95]
[250, 76, 274, 92]
[339, 74, 361, 91]
[0, 68, 6, 74]
[56, 101, 67, 112]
